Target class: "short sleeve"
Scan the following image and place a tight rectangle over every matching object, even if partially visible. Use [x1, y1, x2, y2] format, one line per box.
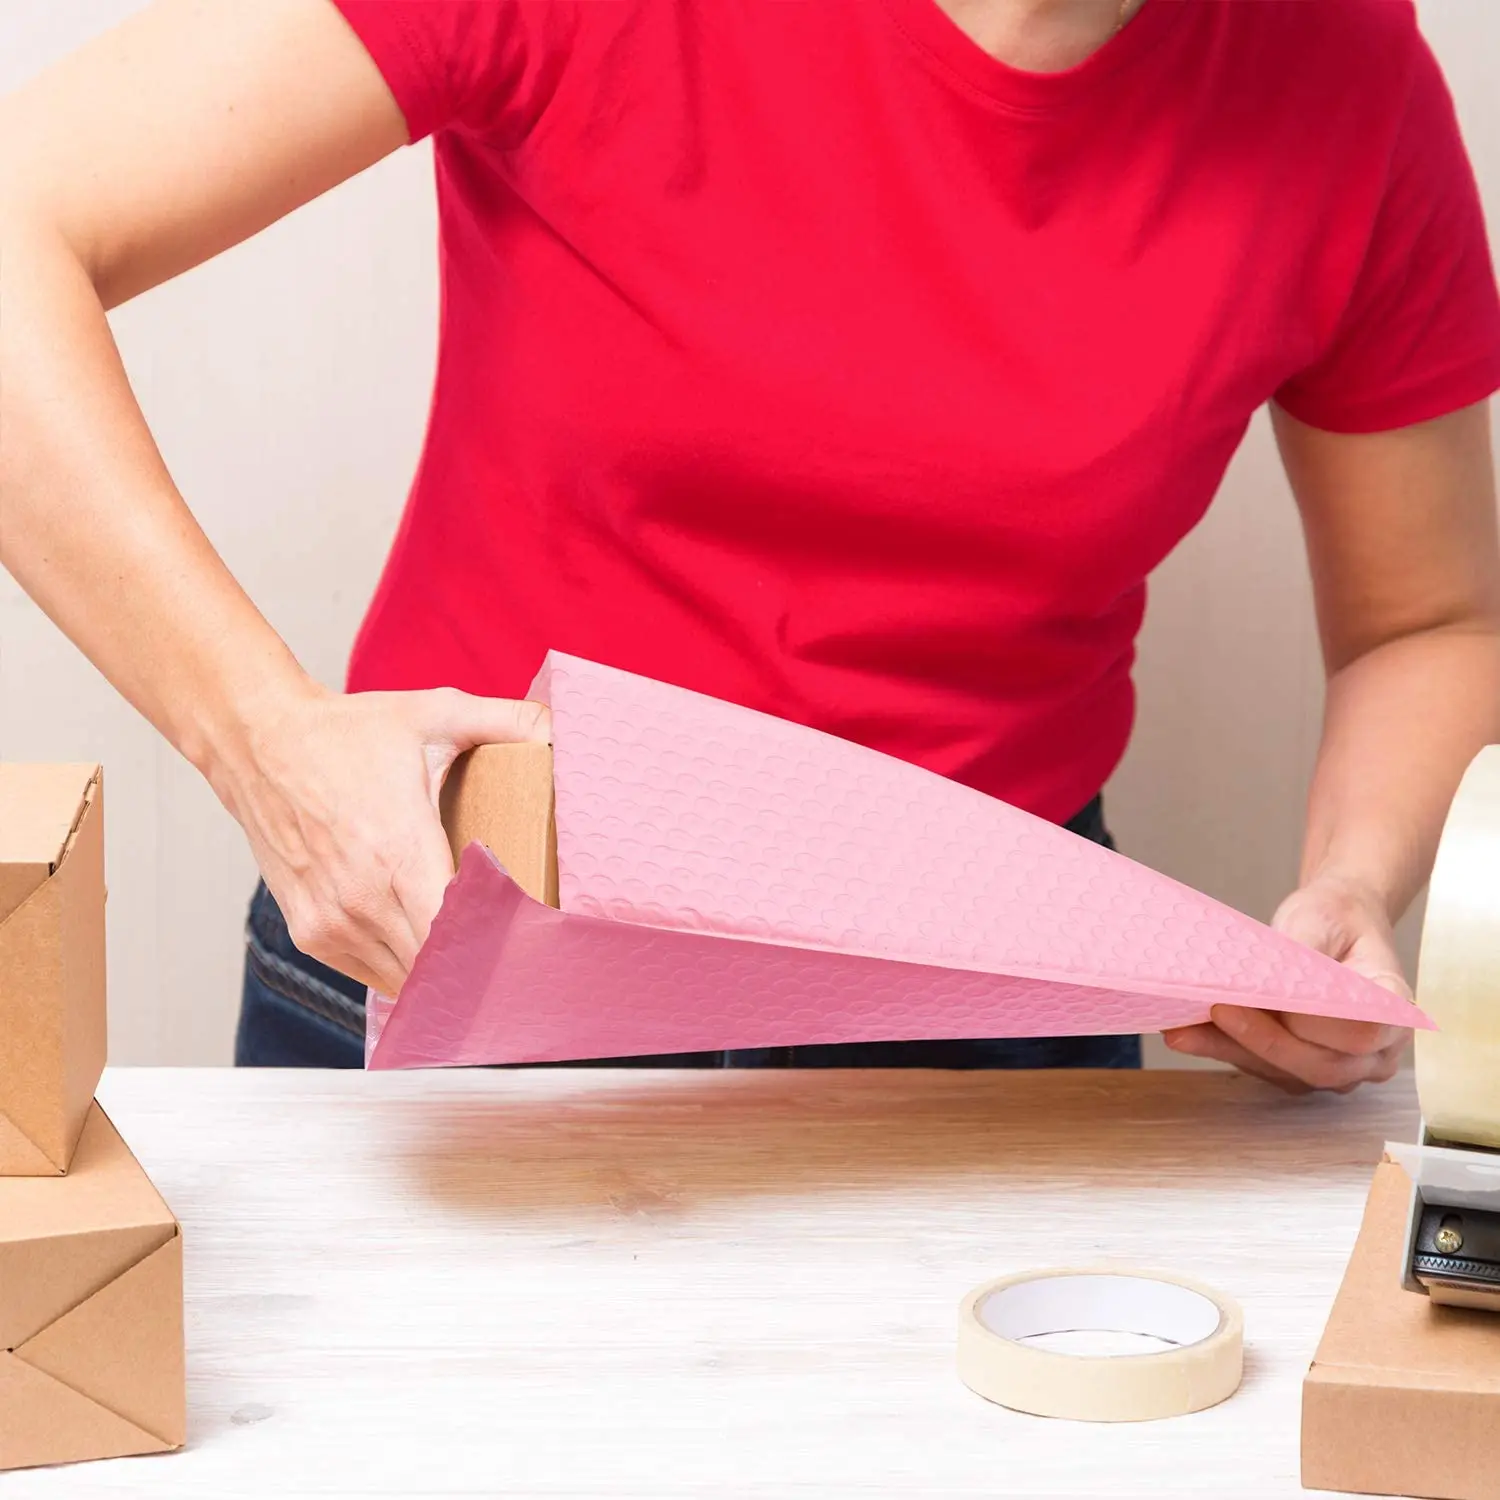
[1275, 34, 1500, 434]
[330, 0, 581, 147]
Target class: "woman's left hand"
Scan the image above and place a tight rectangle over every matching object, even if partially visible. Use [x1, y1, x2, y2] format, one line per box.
[1160, 875, 1413, 1093]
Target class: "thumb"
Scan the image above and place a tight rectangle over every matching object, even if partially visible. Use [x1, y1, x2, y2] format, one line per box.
[1271, 887, 1349, 958]
[1274, 885, 1412, 1001]
[1337, 939, 1414, 1003]
[422, 688, 552, 752]
[1274, 885, 1412, 1051]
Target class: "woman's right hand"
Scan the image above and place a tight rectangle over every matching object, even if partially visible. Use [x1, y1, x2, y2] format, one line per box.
[1, 0, 480, 994]
[0, 1, 536, 997]
[209, 683, 550, 997]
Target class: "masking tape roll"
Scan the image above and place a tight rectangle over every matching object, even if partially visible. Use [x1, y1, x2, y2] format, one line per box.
[1415, 746, 1500, 1149]
[957, 1268, 1243, 1422]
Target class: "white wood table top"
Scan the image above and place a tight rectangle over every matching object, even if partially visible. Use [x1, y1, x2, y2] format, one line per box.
[10, 1066, 1419, 1499]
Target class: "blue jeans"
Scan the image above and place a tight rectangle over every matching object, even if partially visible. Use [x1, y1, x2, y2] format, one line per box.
[236, 796, 1141, 1071]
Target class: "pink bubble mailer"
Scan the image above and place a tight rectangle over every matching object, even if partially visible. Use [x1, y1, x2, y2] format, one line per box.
[365, 652, 1426, 1068]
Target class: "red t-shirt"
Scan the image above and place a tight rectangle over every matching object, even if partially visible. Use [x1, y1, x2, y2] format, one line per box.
[334, 0, 1500, 823]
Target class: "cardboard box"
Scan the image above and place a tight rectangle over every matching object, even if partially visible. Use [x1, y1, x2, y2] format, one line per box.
[441, 742, 558, 905]
[0, 1102, 184, 1471]
[1302, 1160, 1500, 1500]
[0, 764, 107, 1175]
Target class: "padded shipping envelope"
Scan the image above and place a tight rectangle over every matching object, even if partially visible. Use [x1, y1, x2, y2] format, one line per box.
[367, 653, 1425, 1067]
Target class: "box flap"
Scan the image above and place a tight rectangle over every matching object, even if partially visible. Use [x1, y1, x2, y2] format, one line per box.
[0, 767, 98, 926]
[0, 1353, 167, 1471]
[16, 1232, 183, 1447]
[0, 1107, 176, 1347]
[1311, 1160, 1500, 1390]
[0, 1110, 64, 1177]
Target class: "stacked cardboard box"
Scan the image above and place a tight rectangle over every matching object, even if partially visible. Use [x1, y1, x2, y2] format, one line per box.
[0, 765, 185, 1472]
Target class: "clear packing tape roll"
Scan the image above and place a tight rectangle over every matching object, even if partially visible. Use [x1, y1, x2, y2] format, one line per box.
[1413, 746, 1500, 1149]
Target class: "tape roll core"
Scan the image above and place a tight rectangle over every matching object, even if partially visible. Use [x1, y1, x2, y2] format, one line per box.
[957, 1268, 1243, 1422]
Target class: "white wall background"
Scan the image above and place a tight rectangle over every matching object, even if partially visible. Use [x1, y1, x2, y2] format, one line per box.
[1, 1, 1496, 1066]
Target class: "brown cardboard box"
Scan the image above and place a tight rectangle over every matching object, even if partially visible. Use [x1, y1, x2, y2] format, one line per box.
[1302, 1160, 1500, 1500]
[0, 1102, 184, 1471]
[0, 765, 107, 1175]
[441, 742, 558, 905]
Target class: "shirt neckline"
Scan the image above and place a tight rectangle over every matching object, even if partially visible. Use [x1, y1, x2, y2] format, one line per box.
[872, 0, 1181, 116]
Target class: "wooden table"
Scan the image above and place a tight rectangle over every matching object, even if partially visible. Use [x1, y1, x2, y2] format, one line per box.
[11, 1067, 1416, 1498]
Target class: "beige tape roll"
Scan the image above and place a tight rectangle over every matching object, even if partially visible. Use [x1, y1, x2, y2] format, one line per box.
[957, 1268, 1243, 1422]
[1416, 746, 1500, 1149]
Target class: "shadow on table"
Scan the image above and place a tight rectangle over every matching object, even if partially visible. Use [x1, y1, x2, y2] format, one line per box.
[387, 1068, 1413, 1220]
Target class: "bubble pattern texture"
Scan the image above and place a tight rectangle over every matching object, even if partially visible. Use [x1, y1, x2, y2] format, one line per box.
[544, 655, 1420, 1013]
[368, 653, 1424, 1067]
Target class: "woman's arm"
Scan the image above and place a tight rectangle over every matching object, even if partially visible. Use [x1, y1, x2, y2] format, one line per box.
[0, 0, 546, 996]
[1284, 400, 1500, 913]
[1164, 399, 1500, 1090]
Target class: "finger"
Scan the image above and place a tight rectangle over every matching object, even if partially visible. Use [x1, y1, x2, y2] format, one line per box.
[1304, 967, 1414, 1051]
[368, 911, 422, 981]
[1331, 946, 1414, 1008]
[1280, 1012, 1407, 1055]
[1310, 1039, 1407, 1095]
[320, 866, 426, 978]
[1273, 892, 1352, 953]
[1162, 1025, 1313, 1094]
[323, 941, 409, 1000]
[390, 811, 461, 952]
[1212, 1003, 1395, 1058]
[1343, 962, 1414, 1003]
[284, 866, 424, 990]
[1366, 1037, 1411, 1083]
[1272, 887, 1411, 1000]
[1210, 1005, 1397, 1090]
[282, 898, 411, 997]
[425, 687, 552, 750]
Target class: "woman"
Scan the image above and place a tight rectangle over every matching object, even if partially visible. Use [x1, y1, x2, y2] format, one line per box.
[2, 0, 1497, 1087]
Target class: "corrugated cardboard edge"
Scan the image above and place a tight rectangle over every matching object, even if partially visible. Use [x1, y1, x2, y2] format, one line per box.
[0, 763, 100, 925]
[51, 765, 99, 868]
[0, 766, 105, 1175]
[1301, 1161, 1500, 1500]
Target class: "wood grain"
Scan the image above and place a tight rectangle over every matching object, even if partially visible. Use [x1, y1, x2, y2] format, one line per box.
[5, 1067, 1422, 1498]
